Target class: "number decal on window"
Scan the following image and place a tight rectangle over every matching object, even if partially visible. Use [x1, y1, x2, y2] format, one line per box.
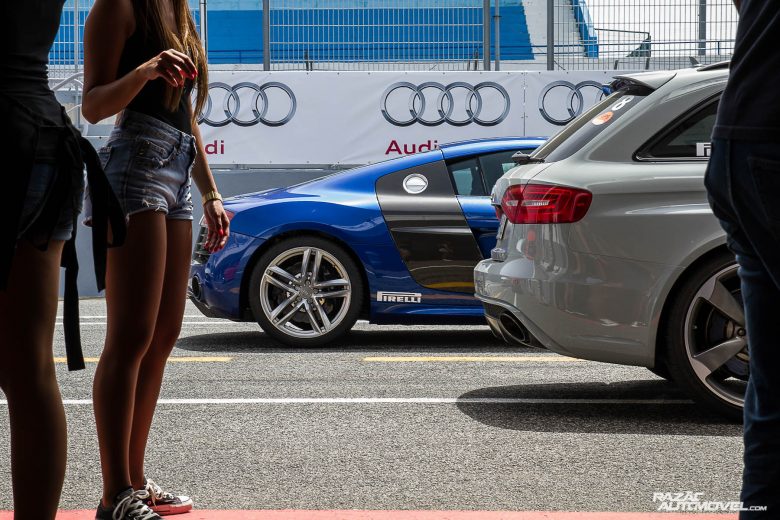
[611, 96, 634, 111]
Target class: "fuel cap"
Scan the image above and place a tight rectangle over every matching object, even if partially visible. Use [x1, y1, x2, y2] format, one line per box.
[403, 174, 428, 194]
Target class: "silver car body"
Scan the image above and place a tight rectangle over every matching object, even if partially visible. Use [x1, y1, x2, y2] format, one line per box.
[475, 66, 729, 368]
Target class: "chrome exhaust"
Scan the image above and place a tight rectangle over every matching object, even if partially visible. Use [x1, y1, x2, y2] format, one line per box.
[498, 312, 530, 345]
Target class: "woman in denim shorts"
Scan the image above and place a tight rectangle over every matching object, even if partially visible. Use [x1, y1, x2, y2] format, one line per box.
[82, 0, 230, 518]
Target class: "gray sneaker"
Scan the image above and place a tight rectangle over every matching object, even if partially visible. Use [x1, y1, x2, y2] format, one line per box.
[95, 488, 163, 520]
[143, 478, 194, 516]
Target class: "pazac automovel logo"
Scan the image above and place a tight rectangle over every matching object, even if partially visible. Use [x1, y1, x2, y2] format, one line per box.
[380, 81, 511, 127]
[538, 80, 606, 126]
[197, 81, 297, 127]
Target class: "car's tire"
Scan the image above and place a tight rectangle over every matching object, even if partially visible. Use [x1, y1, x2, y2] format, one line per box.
[647, 363, 671, 381]
[664, 250, 745, 421]
[248, 236, 364, 347]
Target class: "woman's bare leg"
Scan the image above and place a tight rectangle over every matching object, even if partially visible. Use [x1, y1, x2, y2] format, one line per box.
[93, 211, 168, 505]
[0, 240, 66, 520]
[128, 219, 192, 488]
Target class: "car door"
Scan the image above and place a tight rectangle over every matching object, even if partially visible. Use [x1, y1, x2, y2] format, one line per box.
[447, 149, 535, 258]
[375, 157, 485, 295]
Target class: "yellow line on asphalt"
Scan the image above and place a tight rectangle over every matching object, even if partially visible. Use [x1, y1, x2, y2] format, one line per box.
[53, 356, 233, 364]
[363, 355, 583, 363]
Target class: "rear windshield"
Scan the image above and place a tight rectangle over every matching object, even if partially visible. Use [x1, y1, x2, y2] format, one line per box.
[531, 90, 646, 162]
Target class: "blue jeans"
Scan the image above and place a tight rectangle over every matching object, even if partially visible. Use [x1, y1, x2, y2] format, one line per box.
[85, 110, 196, 224]
[705, 139, 780, 518]
[19, 163, 83, 242]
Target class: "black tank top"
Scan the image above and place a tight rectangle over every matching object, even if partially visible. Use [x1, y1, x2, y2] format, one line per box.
[117, 3, 194, 134]
[0, 0, 66, 124]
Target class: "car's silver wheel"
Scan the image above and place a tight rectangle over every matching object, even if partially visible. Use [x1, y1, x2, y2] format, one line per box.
[665, 251, 745, 420]
[248, 236, 365, 347]
[259, 246, 352, 339]
[683, 264, 748, 408]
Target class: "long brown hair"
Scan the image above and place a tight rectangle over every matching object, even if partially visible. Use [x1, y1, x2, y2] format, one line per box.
[136, 0, 208, 118]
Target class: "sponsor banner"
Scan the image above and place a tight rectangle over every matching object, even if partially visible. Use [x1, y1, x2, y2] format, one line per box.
[524, 71, 616, 137]
[198, 71, 619, 166]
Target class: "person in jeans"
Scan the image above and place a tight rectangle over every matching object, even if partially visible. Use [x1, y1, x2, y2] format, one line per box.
[705, 1, 780, 517]
[1, 1, 126, 518]
[82, 0, 230, 517]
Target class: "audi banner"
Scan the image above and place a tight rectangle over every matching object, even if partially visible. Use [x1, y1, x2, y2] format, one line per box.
[524, 71, 616, 135]
[198, 70, 617, 167]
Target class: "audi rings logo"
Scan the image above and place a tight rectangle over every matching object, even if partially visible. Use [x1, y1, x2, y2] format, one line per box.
[380, 81, 511, 127]
[197, 82, 297, 127]
[538, 80, 607, 126]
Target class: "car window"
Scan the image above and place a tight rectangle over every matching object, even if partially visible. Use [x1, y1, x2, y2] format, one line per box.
[448, 157, 485, 196]
[533, 91, 648, 163]
[480, 150, 526, 191]
[640, 98, 719, 159]
[447, 150, 520, 197]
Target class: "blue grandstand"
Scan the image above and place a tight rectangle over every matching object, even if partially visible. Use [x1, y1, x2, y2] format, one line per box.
[51, 0, 535, 66]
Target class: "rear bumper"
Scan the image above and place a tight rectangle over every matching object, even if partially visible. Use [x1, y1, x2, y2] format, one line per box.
[474, 253, 681, 367]
[188, 292, 233, 320]
[189, 232, 266, 321]
[481, 300, 544, 348]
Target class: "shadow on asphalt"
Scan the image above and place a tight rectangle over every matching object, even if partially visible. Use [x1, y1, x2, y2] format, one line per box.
[456, 381, 742, 436]
[175, 329, 537, 353]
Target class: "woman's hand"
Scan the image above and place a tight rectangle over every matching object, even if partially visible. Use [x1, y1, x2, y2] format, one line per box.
[203, 199, 230, 252]
[137, 49, 197, 88]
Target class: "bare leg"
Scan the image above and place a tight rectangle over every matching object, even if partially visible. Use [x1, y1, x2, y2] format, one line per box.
[0, 240, 66, 520]
[129, 219, 192, 488]
[93, 211, 168, 505]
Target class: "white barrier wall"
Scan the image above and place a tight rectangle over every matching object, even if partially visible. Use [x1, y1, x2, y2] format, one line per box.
[198, 70, 618, 166]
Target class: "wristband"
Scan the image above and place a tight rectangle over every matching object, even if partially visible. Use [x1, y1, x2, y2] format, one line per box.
[202, 190, 222, 205]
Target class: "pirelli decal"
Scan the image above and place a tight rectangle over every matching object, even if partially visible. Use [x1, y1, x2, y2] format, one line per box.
[377, 291, 422, 304]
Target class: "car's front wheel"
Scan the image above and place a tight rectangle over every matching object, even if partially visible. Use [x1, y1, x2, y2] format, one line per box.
[248, 236, 364, 346]
[665, 251, 746, 420]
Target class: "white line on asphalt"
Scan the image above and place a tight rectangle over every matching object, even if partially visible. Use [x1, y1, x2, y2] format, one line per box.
[54, 322, 241, 326]
[363, 356, 583, 363]
[55, 315, 209, 319]
[0, 397, 693, 406]
[52, 356, 232, 364]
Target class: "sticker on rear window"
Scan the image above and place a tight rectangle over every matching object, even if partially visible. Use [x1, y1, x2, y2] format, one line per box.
[696, 142, 712, 157]
[591, 111, 614, 126]
[611, 96, 635, 111]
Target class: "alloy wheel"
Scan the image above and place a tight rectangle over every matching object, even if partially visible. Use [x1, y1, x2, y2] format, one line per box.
[259, 247, 352, 339]
[683, 265, 748, 408]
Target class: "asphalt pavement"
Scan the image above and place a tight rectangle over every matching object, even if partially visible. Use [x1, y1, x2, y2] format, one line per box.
[0, 299, 743, 515]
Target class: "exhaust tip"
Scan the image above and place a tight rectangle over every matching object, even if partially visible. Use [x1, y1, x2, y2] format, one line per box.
[499, 312, 529, 345]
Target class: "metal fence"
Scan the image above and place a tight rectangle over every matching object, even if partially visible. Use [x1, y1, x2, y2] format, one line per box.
[49, 0, 95, 80]
[265, 0, 489, 71]
[543, 0, 738, 70]
[47, 0, 738, 76]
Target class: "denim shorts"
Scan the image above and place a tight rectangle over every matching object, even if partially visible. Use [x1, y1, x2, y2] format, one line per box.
[19, 162, 84, 242]
[85, 110, 196, 223]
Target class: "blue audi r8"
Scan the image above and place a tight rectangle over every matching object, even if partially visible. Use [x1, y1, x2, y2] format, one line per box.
[190, 137, 544, 345]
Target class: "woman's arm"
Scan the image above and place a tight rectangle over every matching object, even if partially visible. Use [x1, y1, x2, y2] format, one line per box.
[190, 109, 231, 252]
[82, 0, 197, 124]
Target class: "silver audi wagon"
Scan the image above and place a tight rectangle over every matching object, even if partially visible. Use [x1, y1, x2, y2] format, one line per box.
[474, 63, 745, 419]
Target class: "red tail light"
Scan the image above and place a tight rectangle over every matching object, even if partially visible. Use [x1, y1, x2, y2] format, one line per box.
[500, 184, 592, 224]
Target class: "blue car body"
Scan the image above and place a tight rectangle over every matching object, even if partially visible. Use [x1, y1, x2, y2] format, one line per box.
[190, 137, 544, 326]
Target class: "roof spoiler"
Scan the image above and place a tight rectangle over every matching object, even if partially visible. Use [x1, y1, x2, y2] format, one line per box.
[697, 61, 730, 71]
[611, 70, 677, 92]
